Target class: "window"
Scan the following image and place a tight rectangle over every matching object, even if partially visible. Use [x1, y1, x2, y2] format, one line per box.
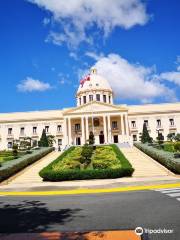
[89, 95, 93, 102]
[109, 95, 111, 103]
[96, 94, 100, 101]
[131, 121, 136, 128]
[20, 127, 25, 135]
[83, 96, 86, 104]
[75, 123, 81, 131]
[112, 121, 118, 129]
[7, 142, 13, 149]
[144, 120, 148, 127]
[57, 125, 62, 132]
[133, 135, 137, 141]
[157, 119, 161, 127]
[79, 98, 81, 105]
[169, 118, 174, 126]
[8, 128, 12, 135]
[45, 126, 49, 133]
[33, 127, 37, 134]
[58, 139, 62, 145]
[103, 95, 106, 103]
[96, 83, 99, 86]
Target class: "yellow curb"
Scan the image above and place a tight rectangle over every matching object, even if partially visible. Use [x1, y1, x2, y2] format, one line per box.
[0, 182, 180, 196]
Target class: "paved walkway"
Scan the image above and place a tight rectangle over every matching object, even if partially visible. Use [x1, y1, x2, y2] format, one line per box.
[1, 151, 60, 186]
[0, 148, 179, 191]
[120, 146, 172, 177]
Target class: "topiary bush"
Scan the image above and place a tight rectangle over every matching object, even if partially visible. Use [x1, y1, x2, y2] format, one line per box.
[134, 142, 180, 174]
[39, 144, 134, 181]
[0, 147, 54, 182]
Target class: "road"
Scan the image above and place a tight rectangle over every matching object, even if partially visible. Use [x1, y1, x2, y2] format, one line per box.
[0, 189, 180, 240]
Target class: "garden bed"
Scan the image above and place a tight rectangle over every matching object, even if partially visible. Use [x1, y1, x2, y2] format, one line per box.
[39, 144, 134, 181]
[0, 147, 54, 182]
[134, 142, 180, 174]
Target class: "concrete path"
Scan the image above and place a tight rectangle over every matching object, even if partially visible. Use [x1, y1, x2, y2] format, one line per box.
[120, 146, 172, 177]
[1, 151, 60, 186]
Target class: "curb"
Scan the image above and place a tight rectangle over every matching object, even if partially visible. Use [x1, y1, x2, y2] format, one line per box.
[0, 182, 180, 196]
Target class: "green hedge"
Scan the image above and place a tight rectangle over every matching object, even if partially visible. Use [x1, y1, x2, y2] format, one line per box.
[0, 147, 54, 182]
[39, 145, 134, 181]
[134, 142, 180, 174]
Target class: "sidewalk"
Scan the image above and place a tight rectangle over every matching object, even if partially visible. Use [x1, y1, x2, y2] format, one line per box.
[0, 148, 179, 192]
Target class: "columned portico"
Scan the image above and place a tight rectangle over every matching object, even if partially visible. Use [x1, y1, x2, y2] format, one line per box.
[68, 117, 72, 145]
[85, 116, 89, 142]
[107, 115, 111, 143]
[103, 115, 107, 143]
[81, 117, 85, 145]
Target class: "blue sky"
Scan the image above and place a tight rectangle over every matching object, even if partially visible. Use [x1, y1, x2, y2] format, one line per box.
[0, 0, 180, 113]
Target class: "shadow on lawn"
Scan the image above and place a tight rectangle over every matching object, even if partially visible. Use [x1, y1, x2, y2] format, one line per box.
[0, 200, 83, 233]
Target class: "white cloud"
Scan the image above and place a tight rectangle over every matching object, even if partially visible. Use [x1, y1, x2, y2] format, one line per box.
[17, 77, 52, 92]
[159, 72, 180, 86]
[28, 0, 149, 47]
[90, 54, 176, 102]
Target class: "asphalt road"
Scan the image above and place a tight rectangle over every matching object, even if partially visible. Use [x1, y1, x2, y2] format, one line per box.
[0, 190, 179, 240]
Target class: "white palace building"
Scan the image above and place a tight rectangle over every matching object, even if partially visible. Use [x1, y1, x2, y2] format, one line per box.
[0, 68, 180, 150]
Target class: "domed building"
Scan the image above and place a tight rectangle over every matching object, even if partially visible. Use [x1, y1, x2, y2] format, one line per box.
[0, 68, 180, 150]
[76, 68, 113, 106]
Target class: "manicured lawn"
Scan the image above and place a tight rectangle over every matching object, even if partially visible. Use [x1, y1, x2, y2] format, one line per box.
[39, 144, 134, 181]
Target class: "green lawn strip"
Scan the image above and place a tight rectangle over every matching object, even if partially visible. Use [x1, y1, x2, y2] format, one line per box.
[134, 142, 180, 174]
[0, 147, 54, 182]
[39, 145, 134, 181]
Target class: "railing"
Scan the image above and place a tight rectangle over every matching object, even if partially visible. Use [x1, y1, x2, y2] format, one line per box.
[7, 134, 14, 139]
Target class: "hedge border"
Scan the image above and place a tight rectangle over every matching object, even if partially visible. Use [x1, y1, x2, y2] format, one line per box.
[0, 147, 54, 182]
[39, 144, 134, 181]
[134, 142, 180, 174]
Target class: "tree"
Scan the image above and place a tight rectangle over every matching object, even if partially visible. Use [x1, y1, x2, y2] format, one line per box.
[38, 129, 49, 147]
[141, 123, 152, 143]
[167, 133, 175, 141]
[47, 135, 56, 147]
[156, 132, 164, 145]
[88, 131, 95, 145]
[80, 144, 93, 167]
[174, 133, 180, 142]
[12, 143, 18, 157]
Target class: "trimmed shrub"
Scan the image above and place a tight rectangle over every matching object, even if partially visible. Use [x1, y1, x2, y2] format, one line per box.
[163, 143, 175, 152]
[0, 147, 54, 182]
[134, 142, 180, 174]
[39, 145, 134, 181]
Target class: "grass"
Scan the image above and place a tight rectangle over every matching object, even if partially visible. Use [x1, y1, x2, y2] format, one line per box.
[39, 144, 134, 181]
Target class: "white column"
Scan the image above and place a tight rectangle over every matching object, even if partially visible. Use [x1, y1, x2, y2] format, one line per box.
[121, 114, 125, 135]
[125, 113, 129, 136]
[85, 116, 89, 142]
[68, 117, 72, 145]
[107, 115, 111, 143]
[103, 115, 107, 143]
[64, 118, 68, 145]
[81, 117, 85, 145]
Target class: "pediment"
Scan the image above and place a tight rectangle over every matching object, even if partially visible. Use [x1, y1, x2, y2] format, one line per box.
[63, 101, 127, 116]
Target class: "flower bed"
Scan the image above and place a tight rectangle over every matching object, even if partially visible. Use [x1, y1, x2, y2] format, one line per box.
[134, 142, 180, 174]
[0, 147, 54, 182]
[39, 144, 134, 181]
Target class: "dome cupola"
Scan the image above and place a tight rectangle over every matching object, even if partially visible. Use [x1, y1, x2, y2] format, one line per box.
[76, 68, 113, 106]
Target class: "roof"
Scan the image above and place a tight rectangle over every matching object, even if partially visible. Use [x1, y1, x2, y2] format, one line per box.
[0, 109, 64, 123]
[77, 73, 112, 94]
[127, 102, 180, 115]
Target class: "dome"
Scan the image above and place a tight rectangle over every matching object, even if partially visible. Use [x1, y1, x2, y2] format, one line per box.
[76, 68, 114, 106]
[77, 69, 112, 94]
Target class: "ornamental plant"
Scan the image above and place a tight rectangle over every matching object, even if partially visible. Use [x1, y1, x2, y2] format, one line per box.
[39, 129, 49, 147]
[141, 123, 152, 143]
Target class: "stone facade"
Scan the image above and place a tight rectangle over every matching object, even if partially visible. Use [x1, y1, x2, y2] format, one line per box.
[0, 69, 179, 150]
